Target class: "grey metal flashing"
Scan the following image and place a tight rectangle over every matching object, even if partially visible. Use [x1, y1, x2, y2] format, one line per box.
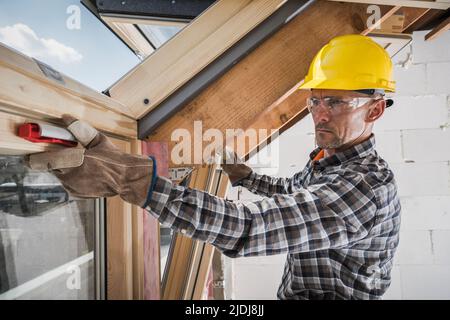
[138, 0, 314, 139]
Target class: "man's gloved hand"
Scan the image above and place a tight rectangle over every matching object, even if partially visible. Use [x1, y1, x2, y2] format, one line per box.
[220, 148, 252, 186]
[25, 115, 154, 208]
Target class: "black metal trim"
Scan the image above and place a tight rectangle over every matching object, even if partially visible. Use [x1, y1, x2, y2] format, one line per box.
[138, 0, 314, 139]
[95, 0, 216, 20]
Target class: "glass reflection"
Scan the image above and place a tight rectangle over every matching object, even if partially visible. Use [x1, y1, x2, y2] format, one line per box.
[0, 156, 97, 299]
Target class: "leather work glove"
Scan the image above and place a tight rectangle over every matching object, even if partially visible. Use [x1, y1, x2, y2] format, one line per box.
[220, 148, 252, 186]
[25, 115, 154, 208]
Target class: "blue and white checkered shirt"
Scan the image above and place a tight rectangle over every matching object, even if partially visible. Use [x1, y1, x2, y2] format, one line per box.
[144, 134, 401, 299]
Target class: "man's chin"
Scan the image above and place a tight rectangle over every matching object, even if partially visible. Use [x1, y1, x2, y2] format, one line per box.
[316, 139, 342, 149]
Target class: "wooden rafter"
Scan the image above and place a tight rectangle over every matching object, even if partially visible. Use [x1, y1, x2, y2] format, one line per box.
[108, 0, 288, 119]
[400, 7, 431, 32]
[403, 8, 446, 32]
[146, 1, 395, 164]
[425, 14, 450, 39]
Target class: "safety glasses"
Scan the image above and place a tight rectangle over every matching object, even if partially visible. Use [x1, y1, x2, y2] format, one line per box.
[306, 96, 378, 116]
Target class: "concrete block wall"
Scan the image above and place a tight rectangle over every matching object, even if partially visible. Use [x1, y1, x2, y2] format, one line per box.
[223, 30, 450, 300]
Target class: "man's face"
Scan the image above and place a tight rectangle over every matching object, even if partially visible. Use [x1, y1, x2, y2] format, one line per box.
[309, 89, 381, 149]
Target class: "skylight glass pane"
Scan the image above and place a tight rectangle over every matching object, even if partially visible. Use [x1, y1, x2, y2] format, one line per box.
[0, 0, 140, 92]
[138, 24, 183, 48]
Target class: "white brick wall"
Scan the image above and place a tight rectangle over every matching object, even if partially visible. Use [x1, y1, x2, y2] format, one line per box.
[374, 95, 448, 131]
[224, 30, 450, 300]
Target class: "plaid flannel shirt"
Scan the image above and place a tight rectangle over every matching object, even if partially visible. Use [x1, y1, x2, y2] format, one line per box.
[144, 134, 401, 300]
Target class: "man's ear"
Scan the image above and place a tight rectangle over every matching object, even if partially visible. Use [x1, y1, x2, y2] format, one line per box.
[365, 99, 385, 123]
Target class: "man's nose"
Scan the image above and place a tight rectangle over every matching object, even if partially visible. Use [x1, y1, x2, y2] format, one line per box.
[313, 105, 331, 122]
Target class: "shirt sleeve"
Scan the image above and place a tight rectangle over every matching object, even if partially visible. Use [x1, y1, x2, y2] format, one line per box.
[144, 171, 378, 258]
[234, 171, 305, 197]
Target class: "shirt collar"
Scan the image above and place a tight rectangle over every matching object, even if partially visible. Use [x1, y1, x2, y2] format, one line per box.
[309, 133, 377, 168]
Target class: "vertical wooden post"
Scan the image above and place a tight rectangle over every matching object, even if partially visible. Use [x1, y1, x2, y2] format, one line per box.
[106, 138, 133, 300]
[141, 141, 169, 299]
[131, 140, 144, 300]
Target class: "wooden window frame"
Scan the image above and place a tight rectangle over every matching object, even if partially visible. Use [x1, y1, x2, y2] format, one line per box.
[0, 44, 143, 299]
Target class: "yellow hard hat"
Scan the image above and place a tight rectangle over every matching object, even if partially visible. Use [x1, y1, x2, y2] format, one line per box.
[298, 34, 395, 92]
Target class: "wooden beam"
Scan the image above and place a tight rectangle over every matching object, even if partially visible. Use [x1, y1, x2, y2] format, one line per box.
[108, 0, 288, 119]
[192, 244, 215, 299]
[326, 0, 450, 10]
[0, 43, 134, 118]
[0, 110, 64, 155]
[137, 0, 309, 139]
[146, 1, 386, 165]
[0, 44, 137, 140]
[425, 14, 450, 39]
[131, 140, 145, 300]
[403, 8, 445, 32]
[400, 7, 431, 32]
[142, 141, 170, 300]
[361, 5, 402, 35]
[107, 137, 133, 300]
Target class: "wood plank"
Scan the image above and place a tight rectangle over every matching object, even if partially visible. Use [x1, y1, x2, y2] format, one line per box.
[326, 0, 450, 10]
[108, 0, 287, 118]
[361, 5, 402, 35]
[0, 110, 63, 155]
[146, 1, 375, 164]
[0, 43, 134, 118]
[403, 8, 445, 32]
[0, 45, 137, 139]
[0, 64, 137, 139]
[192, 244, 215, 299]
[131, 140, 145, 300]
[182, 241, 206, 299]
[162, 234, 195, 299]
[400, 7, 431, 32]
[141, 141, 170, 300]
[107, 138, 133, 300]
[425, 15, 450, 40]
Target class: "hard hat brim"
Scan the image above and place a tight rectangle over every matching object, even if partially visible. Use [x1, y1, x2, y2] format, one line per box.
[297, 78, 395, 93]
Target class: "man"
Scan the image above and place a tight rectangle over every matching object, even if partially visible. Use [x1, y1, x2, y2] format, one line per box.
[27, 34, 401, 300]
